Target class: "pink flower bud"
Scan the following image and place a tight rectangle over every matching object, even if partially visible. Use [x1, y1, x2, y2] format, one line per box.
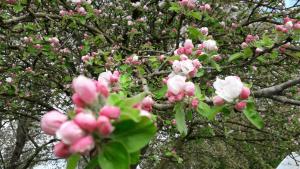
[6, 0, 17, 4]
[171, 119, 176, 125]
[234, 101, 247, 111]
[74, 113, 97, 132]
[204, 4, 211, 11]
[72, 75, 98, 104]
[60, 10, 68, 16]
[99, 106, 121, 119]
[111, 71, 120, 83]
[200, 27, 208, 35]
[184, 48, 193, 55]
[41, 110, 67, 135]
[140, 110, 152, 118]
[70, 135, 95, 154]
[72, 93, 85, 107]
[77, 7, 87, 15]
[180, 54, 188, 60]
[56, 121, 86, 145]
[192, 59, 201, 68]
[54, 141, 70, 158]
[241, 42, 248, 49]
[285, 21, 293, 29]
[75, 107, 84, 114]
[96, 81, 109, 97]
[184, 39, 194, 49]
[293, 22, 300, 30]
[176, 47, 185, 55]
[97, 116, 114, 137]
[275, 25, 284, 31]
[179, 0, 188, 6]
[240, 87, 251, 99]
[213, 55, 222, 62]
[255, 48, 263, 54]
[158, 55, 165, 61]
[213, 96, 225, 106]
[191, 98, 199, 109]
[184, 82, 195, 96]
[231, 23, 238, 29]
[172, 60, 181, 73]
[141, 96, 154, 112]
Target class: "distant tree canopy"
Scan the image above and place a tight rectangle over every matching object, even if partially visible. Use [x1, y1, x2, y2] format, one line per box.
[0, 0, 300, 169]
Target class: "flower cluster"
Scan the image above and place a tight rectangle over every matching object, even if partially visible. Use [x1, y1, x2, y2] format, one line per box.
[125, 54, 141, 65]
[241, 34, 259, 49]
[166, 75, 195, 102]
[81, 52, 98, 63]
[48, 37, 60, 47]
[178, 0, 211, 11]
[275, 17, 300, 33]
[164, 39, 201, 106]
[175, 39, 194, 55]
[179, 0, 196, 9]
[41, 73, 122, 158]
[213, 76, 251, 111]
[170, 56, 201, 78]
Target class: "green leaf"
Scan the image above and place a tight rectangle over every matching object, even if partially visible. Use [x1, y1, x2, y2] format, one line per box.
[85, 156, 98, 169]
[243, 47, 253, 58]
[187, 27, 201, 41]
[13, 2, 24, 13]
[197, 101, 212, 120]
[211, 61, 221, 72]
[119, 106, 141, 122]
[194, 84, 204, 100]
[229, 52, 243, 62]
[195, 69, 205, 77]
[119, 92, 146, 107]
[169, 2, 181, 13]
[67, 154, 80, 169]
[111, 117, 156, 153]
[130, 151, 140, 164]
[107, 93, 124, 106]
[153, 85, 167, 99]
[174, 102, 187, 136]
[98, 142, 130, 169]
[243, 102, 264, 129]
[187, 11, 202, 20]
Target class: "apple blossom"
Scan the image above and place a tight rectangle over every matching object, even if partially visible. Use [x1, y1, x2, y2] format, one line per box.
[203, 40, 218, 51]
[183, 39, 194, 49]
[213, 76, 244, 102]
[141, 96, 155, 112]
[5, 77, 12, 83]
[70, 135, 95, 154]
[235, 101, 247, 111]
[54, 141, 71, 158]
[72, 93, 85, 107]
[41, 110, 68, 135]
[200, 27, 208, 35]
[97, 116, 114, 137]
[140, 110, 152, 118]
[74, 113, 97, 132]
[212, 96, 225, 106]
[72, 75, 98, 104]
[191, 98, 199, 109]
[99, 106, 121, 119]
[241, 42, 248, 49]
[96, 81, 110, 97]
[184, 82, 195, 96]
[167, 75, 186, 95]
[56, 121, 86, 145]
[240, 87, 251, 100]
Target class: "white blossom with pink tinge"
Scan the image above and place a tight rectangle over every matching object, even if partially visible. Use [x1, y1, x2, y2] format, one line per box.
[213, 76, 243, 102]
